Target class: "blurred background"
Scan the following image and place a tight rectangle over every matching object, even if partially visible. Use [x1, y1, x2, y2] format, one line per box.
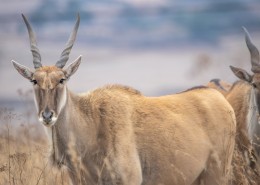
[1, 0, 260, 120]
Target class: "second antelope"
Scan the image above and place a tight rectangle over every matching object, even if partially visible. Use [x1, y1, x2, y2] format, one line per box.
[12, 14, 236, 185]
[209, 28, 260, 164]
[230, 29, 260, 161]
[207, 28, 260, 184]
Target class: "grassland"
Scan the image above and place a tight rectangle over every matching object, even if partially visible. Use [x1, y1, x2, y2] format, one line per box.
[0, 89, 71, 185]
[0, 107, 71, 185]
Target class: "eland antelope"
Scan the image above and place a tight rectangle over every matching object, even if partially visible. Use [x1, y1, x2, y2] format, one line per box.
[207, 78, 260, 184]
[207, 28, 260, 184]
[11, 14, 236, 185]
[226, 28, 260, 162]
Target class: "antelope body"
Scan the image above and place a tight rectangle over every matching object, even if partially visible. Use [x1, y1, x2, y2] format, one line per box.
[12, 15, 236, 185]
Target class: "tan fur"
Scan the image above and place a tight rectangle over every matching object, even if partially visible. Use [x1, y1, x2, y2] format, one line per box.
[40, 80, 236, 185]
[207, 80, 260, 184]
[206, 80, 253, 150]
[225, 81, 252, 152]
[207, 80, 251, 149]
[37, 66, 61, 72]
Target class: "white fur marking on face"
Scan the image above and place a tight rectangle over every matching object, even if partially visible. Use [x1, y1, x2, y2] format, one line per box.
[247, 89, 255, 140]
[33, 89, 39, 113]
[58, 87, 67, 113]
[247, 88, 259, 141]
[51, 116, 58, 124]
[39, 116, 43, 123]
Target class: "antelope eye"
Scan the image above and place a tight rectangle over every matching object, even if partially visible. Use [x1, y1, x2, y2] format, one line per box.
[30, 79, 37, 85]
[252, 83, 257, 88]
[59, 79, 66, 84]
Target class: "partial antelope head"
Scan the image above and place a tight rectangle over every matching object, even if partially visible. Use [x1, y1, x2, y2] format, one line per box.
[230, 28, 260, 107]
[230, 28, 260, 152]
[12, 14, 82, 127]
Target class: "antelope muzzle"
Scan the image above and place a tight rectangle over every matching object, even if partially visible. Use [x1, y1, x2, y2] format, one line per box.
[40, 107, 57, 127]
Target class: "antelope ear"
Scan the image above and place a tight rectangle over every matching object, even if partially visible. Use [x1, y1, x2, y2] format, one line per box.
[11, 60, 33, 80]
[64, 55, 81, 79]
[230, 65, 252, 82]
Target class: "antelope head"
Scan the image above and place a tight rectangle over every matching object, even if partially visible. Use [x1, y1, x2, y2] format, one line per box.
[230, 27, 260, 83]
[230, 28, 260, 97]
[12, 14, 82, 127]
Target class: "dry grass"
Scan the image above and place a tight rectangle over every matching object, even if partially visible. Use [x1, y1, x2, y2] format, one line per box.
[0, 88, 72, 185]
[231, 145, 259, 185]
[0, 108, 71, 185]
[230, 136, 260, 185]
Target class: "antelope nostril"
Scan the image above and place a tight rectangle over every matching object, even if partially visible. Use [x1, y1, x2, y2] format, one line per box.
[42, 111, 53, 122]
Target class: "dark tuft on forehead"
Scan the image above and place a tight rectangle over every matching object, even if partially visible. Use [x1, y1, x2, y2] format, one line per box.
[36, 66, 62, 73]
[253, 73, 260, 81]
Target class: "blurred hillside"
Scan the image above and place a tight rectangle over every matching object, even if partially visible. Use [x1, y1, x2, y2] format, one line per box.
[1, 0, 260, 47]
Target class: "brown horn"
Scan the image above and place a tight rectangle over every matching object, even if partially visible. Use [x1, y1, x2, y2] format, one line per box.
[243, 27, 260, 73]
[22, 14, 42, 69]
[56, 14, 80, 68]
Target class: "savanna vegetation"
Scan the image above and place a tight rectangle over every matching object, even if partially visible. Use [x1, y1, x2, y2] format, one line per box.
[0, 90, 70, 185]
